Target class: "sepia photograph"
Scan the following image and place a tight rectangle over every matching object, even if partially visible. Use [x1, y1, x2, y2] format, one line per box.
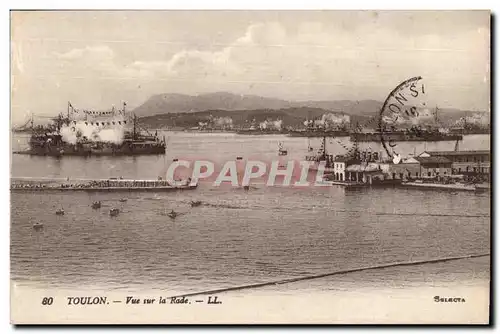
[10, 10, 491, 324]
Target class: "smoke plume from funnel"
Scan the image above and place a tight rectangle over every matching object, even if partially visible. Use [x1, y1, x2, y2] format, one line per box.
[455, 112, 490, 127]
[259, 119, 282, 130]
[410, 108, 434, 125]
[60, 120, 125, 145]
[212, 116, 233, 128]
[321, 113, 350, 128]
[305, 113, 350, 129]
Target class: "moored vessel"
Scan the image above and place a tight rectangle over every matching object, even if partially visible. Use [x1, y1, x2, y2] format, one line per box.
[32, 222, 44, 230]
[109, 208, 120, 216]
[288, 129, 350, 137]
[14, 102, 166, 157]
[304, 135, 335, 171]
[350, 131, 463, 142]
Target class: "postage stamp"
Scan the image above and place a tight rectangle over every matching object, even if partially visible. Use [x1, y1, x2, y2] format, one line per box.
[10, 10, 491, 325]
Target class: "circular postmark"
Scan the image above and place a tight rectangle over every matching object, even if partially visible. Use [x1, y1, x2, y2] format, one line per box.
[328, 76, 431, 164]
[378, 76, 429, 162]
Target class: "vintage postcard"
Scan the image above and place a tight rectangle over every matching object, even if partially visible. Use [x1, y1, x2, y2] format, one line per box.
[10, 10, 491, 324]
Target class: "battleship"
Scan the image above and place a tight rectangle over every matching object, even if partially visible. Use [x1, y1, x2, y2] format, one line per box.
[13, 102, 166, 156]
[288, 129, 350, 137]
[236, 128, 284, 135]
[350, 130, 463, 142]
[352, 106, 465, 142]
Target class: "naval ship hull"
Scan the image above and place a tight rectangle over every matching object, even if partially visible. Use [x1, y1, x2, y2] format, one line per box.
[236, 129, 285, 135]
[288, 130, 350, 137]
[350, 132, 463, 142]
[14, 141, 166, 157]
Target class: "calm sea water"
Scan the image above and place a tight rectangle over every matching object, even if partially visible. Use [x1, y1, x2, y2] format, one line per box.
[10, 133, 491, 295]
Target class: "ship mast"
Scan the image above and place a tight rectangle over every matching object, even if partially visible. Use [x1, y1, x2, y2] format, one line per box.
[322, 122, 327, 159]
[322, 135, 327, 158]
[454, 138, 460, 152]
[133, 114, 137, 140]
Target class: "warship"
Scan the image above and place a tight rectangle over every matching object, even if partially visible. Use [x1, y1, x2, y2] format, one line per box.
[14, 102, 166, 157]
[350, 130, 463, 142]
[352, 106, 465, 142]
[288, 129, 350, 137]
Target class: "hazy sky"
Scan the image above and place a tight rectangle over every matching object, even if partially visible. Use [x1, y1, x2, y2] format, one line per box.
[11, 11, 490, 124]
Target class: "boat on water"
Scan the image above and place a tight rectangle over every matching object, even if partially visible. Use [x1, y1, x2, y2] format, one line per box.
[350, 131, 463, 142]
[354, 106, 465, 142]
[109, 208, 120, 216]
[474, 183, 490, 192]
[91, 201, 101, 209]
[288, 129, 350, 137]
[10, 177, 197, 192]
[32, 222, 44, 230]
[401, 181, 478, 192]
[55, 208, 65, 215]
[190, 200, 202, 207]
[14, 102, 166, 157]
[236, 127, 284, 135]
[305, 135, 335, 171]
[278, 142, 288, 156]
[167, 210, 178, 219]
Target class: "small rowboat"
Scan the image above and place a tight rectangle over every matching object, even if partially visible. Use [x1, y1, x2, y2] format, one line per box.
[109, 208, 120, 216]
[55, 209, 65, 215]
[167, 210, 178, 219]
[32, 223, 44, 230]
[91, 201, 101, 209]
[278, 142, 288, 156]
[190, 200, 202, 207]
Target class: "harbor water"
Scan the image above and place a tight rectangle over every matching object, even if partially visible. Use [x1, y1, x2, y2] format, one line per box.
[10, 133, 490, 297]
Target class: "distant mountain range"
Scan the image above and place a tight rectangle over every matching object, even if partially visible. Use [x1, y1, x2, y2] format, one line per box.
[133, 92, 386, 118]
[133, 92, 488, 128]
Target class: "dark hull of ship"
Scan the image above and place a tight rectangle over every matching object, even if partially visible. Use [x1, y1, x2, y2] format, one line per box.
[350, 132, 463, 142]
[449, 128, 490, 135]
[236, 129, 285, 135]
[288, 130, 350, 137]
[15, 142, 166, 156]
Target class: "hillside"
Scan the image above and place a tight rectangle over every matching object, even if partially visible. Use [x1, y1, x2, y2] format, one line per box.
[139, 107, 371, 129]
[132, 92, 386, 117]
[132, 92, 294, 116]
[133, 92, 489, 129]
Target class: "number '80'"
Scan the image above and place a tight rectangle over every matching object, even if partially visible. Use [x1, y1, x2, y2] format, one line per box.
[41, 297, 53, 305]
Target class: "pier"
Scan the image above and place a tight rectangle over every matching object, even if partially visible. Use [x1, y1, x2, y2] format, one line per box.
[10, 177, 197, 192]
